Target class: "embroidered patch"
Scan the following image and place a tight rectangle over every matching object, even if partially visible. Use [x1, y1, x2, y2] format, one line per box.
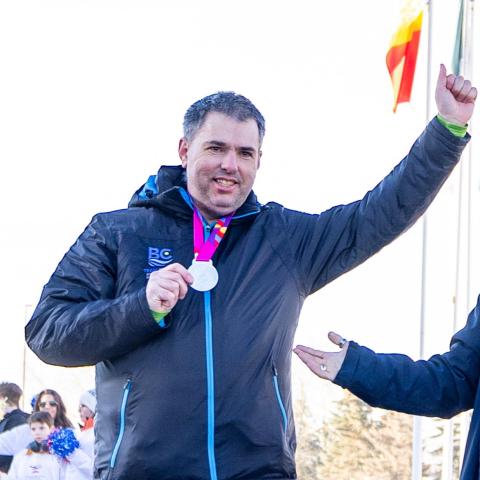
[144, 247, 173, 278]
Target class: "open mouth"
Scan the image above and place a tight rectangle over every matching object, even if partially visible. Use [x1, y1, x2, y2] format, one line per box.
[214, 178, 237, 187]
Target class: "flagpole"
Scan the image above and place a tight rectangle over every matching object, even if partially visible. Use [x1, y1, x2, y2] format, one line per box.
[412, 1, 432, 479]
[465, 0, 474, 318]
[459, 0, 475, 470]
[22, 304, 33, 411]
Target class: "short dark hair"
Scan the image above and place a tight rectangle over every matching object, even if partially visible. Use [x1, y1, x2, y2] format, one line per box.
[29, 411, 53, 428]
[183, 91, 265, 144]
[0, 383, 22, 407]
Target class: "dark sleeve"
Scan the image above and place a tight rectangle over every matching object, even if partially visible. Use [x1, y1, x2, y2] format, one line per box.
[25, 214, 162, 367]
[3, 415, 27, 431]
[284, 119, 470, 296]
[333, 297, 480, 418]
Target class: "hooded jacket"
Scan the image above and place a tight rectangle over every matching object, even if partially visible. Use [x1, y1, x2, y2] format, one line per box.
[0, 409, 29, 473]
[335, 295, 480, 480]
[26, 119, 469, 479]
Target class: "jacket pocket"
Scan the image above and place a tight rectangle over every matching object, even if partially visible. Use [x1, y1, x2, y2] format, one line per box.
[109, 378, 132, 472]
[272, 364, 288, 437]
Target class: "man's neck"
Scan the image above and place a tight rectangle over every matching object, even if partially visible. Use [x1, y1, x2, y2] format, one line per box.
[185, 188, 240, 224]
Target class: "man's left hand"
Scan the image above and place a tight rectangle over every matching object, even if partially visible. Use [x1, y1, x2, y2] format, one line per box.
[436, 63, 477, 125]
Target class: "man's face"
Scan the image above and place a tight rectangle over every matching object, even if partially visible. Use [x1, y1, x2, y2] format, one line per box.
[30, 422, 51, 443]
[179, 112, 261, 222]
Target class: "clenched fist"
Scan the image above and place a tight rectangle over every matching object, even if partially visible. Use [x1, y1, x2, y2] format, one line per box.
[436, 64, 477, 125]
[146, 263, 193, 313]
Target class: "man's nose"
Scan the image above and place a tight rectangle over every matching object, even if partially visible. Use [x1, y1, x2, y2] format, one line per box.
[221, 150, 239, 172]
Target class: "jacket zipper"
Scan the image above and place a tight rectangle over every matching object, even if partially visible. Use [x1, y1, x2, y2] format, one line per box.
[272, 365, 288, 436]
[109, 379, 132, 469]
[203, 224, 218, 480]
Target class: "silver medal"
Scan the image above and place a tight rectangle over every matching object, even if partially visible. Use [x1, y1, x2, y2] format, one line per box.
[188, 259, 219, 291]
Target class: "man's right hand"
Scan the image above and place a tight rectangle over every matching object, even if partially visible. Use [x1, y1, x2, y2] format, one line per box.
[146, 263, 193, 314]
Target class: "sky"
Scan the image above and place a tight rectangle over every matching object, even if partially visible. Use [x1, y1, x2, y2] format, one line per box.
[0, 0, 478, 430]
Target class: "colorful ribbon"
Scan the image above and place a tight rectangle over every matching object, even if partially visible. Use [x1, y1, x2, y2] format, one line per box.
[192, 207, 233, 261]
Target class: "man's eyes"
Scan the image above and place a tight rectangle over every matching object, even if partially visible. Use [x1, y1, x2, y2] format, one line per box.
[207, 145, 223, 152]
[206, 146, 254, 157]
[239, 150, 254, 158]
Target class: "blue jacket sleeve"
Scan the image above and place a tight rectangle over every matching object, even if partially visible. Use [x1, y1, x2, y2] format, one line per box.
[333, 297, 480, 418]
[25, 214, 162, 367]
[283, 118, 470, 296]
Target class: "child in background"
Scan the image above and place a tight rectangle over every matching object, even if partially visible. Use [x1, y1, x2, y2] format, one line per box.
[7, 412, 93, 480]
[7, 411, 60, 479]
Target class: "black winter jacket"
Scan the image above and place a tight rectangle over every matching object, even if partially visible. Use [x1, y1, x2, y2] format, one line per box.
[26, 119, 469, 479]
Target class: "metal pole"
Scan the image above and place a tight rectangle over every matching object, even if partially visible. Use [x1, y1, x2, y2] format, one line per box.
[412, 1, 433, 478]
[22, 304, 33, 411]
[459, 0, 475, 471]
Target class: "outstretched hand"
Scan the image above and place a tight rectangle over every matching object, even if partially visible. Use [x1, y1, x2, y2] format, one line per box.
[436, 64, 477, 125]
[293, 332, 349, 381]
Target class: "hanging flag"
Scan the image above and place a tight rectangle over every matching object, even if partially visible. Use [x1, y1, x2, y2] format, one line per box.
[452, 0, 464, 75]
[386, 0, 424, 112]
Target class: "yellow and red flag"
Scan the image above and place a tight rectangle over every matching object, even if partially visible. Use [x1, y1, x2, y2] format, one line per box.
[386, 0, 423, 112]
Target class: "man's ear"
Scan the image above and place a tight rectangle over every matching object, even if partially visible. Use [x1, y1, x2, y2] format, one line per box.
[178, 138, 189, 168]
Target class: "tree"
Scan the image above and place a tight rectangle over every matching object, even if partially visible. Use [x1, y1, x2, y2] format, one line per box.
[295, 387, 324, 479]
[313, 391, 412, 480]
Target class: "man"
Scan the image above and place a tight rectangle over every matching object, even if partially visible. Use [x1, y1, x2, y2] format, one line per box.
[294, 295, 480, 480]
[26, 65, 476, 480]
[0, 383, 29, 474]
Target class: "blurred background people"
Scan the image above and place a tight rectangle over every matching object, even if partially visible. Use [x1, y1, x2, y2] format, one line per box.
[0, 389, 76, 459]
[78, 389, 95, 432]
[78, 389, 96, 460]
[0, 383, 28, 475]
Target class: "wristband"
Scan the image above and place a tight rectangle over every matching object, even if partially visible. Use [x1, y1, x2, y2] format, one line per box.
[150, 310, 168, 328]
[437, 115, 468, 138]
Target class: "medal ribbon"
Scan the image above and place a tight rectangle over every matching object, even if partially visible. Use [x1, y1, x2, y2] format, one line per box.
[193, 206, 234, 261]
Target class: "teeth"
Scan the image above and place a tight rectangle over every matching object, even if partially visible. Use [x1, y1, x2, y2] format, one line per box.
[216, 179, 235, 186]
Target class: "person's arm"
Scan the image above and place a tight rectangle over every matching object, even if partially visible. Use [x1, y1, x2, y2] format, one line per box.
[295, 296, 480, 418]
[333, 342, 478, 418]
[64, 448, 93, 480]
[281, 66, 475, 296]
[3, 414, 27, 431]
[25, 213, 191, 367]
[0, 425, 31, 456]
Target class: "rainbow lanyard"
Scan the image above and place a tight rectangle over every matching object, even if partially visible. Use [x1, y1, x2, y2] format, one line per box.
[192, 206, 234, 262]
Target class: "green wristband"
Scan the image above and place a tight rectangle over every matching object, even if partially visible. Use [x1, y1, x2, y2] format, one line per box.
[437, 115, 468, 138]
[150, 310, 168, 328]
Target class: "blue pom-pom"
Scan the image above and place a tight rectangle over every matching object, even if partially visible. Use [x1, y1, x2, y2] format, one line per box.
[47, 428, 79, 459]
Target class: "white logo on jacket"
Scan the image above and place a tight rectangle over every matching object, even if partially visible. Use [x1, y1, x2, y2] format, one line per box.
[144, 247, 173, 278]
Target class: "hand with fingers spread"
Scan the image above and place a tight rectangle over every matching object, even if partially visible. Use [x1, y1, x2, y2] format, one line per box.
[146, 263, 193, 314]
[436, 63, 477, 126]
[293, 331, 349, 381]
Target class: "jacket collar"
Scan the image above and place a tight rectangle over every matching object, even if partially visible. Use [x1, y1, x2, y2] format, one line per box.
[129, 165, 262, 224]
[3, 409, 23, 419]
